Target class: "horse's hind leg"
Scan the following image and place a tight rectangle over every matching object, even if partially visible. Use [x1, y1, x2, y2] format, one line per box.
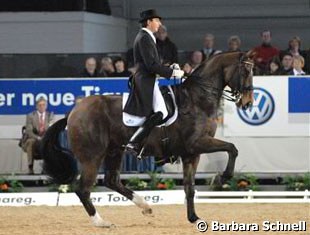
[103, 151, 152, 216]
[76, 158, 114, 227]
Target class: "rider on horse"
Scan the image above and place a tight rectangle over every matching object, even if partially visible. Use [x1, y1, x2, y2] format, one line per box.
[123, 9, 184, 158]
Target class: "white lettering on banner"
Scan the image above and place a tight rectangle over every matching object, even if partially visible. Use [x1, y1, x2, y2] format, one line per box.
[58, 190, 185, 206]
[81, 86, 95, 96]
[21, 93, 75, 106]
[0, 193, 58, 206]
[22, 93, 35, 105]
[0, 93, 15, 106]
[81, 86, 100, 96]
[62, 93, 75, 106]
[81, 86, 122, 96]
[36, 93, 48, 102]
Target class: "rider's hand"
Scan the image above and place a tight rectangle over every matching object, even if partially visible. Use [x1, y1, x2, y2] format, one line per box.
[172, 69, 184, 78]
[170, 63, 181, 70]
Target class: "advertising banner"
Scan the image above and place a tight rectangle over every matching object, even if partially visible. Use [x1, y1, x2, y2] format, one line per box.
[0, 77, 178, 138]
[223, 76, 310, 137]
[0, 192, 58, 206]
[58, 190, 185, 206]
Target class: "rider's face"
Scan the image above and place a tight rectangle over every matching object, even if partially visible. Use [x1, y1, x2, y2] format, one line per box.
[147, 18, 162, 33]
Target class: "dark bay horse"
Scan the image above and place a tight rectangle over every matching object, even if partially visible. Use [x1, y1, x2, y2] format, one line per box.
[41, 51, 254, 227]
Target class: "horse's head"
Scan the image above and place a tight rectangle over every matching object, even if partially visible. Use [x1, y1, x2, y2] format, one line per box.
[226, 50, 255, 110]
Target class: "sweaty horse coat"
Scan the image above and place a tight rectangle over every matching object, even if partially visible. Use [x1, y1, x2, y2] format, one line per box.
[123, 29, 173, 117]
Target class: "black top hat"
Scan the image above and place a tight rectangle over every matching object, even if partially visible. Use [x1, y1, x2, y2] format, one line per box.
[139, 9, 162, 23]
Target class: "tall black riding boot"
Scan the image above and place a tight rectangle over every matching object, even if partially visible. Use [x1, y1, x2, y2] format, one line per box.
[124, 112, 163, 158]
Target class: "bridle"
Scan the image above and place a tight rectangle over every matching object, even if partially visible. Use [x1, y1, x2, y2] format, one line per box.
[222, 55, 254, 103]
[179, 53, 254, 104]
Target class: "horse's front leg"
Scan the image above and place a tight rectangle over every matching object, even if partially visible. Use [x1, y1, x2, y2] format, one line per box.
[191, 135, 239, 182]
[182, 155, 200, 223]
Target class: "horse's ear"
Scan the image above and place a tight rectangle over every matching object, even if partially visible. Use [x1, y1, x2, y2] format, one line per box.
[245, 50, 256, 59]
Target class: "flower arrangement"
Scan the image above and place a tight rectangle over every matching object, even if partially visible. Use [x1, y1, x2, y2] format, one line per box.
[126, 177, 148, 190]
[0, 177, 23, 193]
[209, 173, 259, 191]
[283, 173, 310, 191]
[126, 172, 176, 190]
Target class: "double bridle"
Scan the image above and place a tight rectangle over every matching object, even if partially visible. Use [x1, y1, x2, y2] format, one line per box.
[179, 53, 254, 103]
[222, 56, 254, 102]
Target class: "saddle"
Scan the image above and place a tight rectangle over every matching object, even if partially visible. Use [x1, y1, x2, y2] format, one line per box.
[122, 85, 178, 127]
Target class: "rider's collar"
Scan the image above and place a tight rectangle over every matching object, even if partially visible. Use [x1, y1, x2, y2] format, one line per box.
[142, 28, 156, 44]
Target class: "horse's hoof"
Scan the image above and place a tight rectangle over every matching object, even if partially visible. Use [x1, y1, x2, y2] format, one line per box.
[142, 208, 153, 217]
[189, 215, 200, 223]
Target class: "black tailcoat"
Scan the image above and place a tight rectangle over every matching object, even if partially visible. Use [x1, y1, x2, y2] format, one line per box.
[123, 29, 173, 116]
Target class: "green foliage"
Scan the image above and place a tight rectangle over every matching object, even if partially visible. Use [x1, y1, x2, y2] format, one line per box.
[126, 177, 148, 190]
[210, 173, 259, 191]
[126, 172, 176, 190]
[283, 173, 310, 191]
[0, 177, 23, 193]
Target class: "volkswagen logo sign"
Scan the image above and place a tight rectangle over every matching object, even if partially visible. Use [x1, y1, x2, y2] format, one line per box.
[237, 87, 275, 125]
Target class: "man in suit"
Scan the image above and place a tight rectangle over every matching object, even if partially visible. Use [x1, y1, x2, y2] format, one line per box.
[123, 9, 184, 158]
[201, 33, 222, 61]
[23, 97, 54, 174]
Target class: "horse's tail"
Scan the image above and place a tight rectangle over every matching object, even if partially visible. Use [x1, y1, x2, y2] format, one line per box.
[41, 117, 78, 184]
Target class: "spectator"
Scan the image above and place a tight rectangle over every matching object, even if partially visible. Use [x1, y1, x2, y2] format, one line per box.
[252, 30, 279, 73]
[201, 33, 221, 60]
[265, 56, 282, 75]
[155, 25, 178, 65]
[23, 97, 54, 174]
[280, 52, 293, 75]
[281, 36, 308, 74]
[291, 55, 306, 75]
[81, 57, 99, 77]
[190, 50, 203, 72]
[285, 36, 306, 57]
[111, 57, 132, 77]
[227, 35, 242, 52]
[99, 57, 115, 77]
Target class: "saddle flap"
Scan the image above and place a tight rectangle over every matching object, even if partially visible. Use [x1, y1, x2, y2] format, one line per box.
[123, 85, 178, 127]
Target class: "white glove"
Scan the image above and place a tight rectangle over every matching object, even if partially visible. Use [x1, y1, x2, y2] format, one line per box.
[170, 63, 181, 70]
[172, 69, 184, 78]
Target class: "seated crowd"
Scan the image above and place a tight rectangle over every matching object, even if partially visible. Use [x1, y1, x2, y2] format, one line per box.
[80, 28, 309, 78]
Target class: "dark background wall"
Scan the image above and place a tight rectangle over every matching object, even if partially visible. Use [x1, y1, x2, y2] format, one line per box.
[110, 0, 310, 51]
[0, 0, 309, 77]
[0, 0, 111, 14]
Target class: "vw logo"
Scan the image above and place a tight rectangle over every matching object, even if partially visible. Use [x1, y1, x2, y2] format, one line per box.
[237, 87, 275, 125]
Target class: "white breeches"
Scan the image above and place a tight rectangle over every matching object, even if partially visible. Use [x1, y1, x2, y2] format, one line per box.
[152, 80, 168, 119]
